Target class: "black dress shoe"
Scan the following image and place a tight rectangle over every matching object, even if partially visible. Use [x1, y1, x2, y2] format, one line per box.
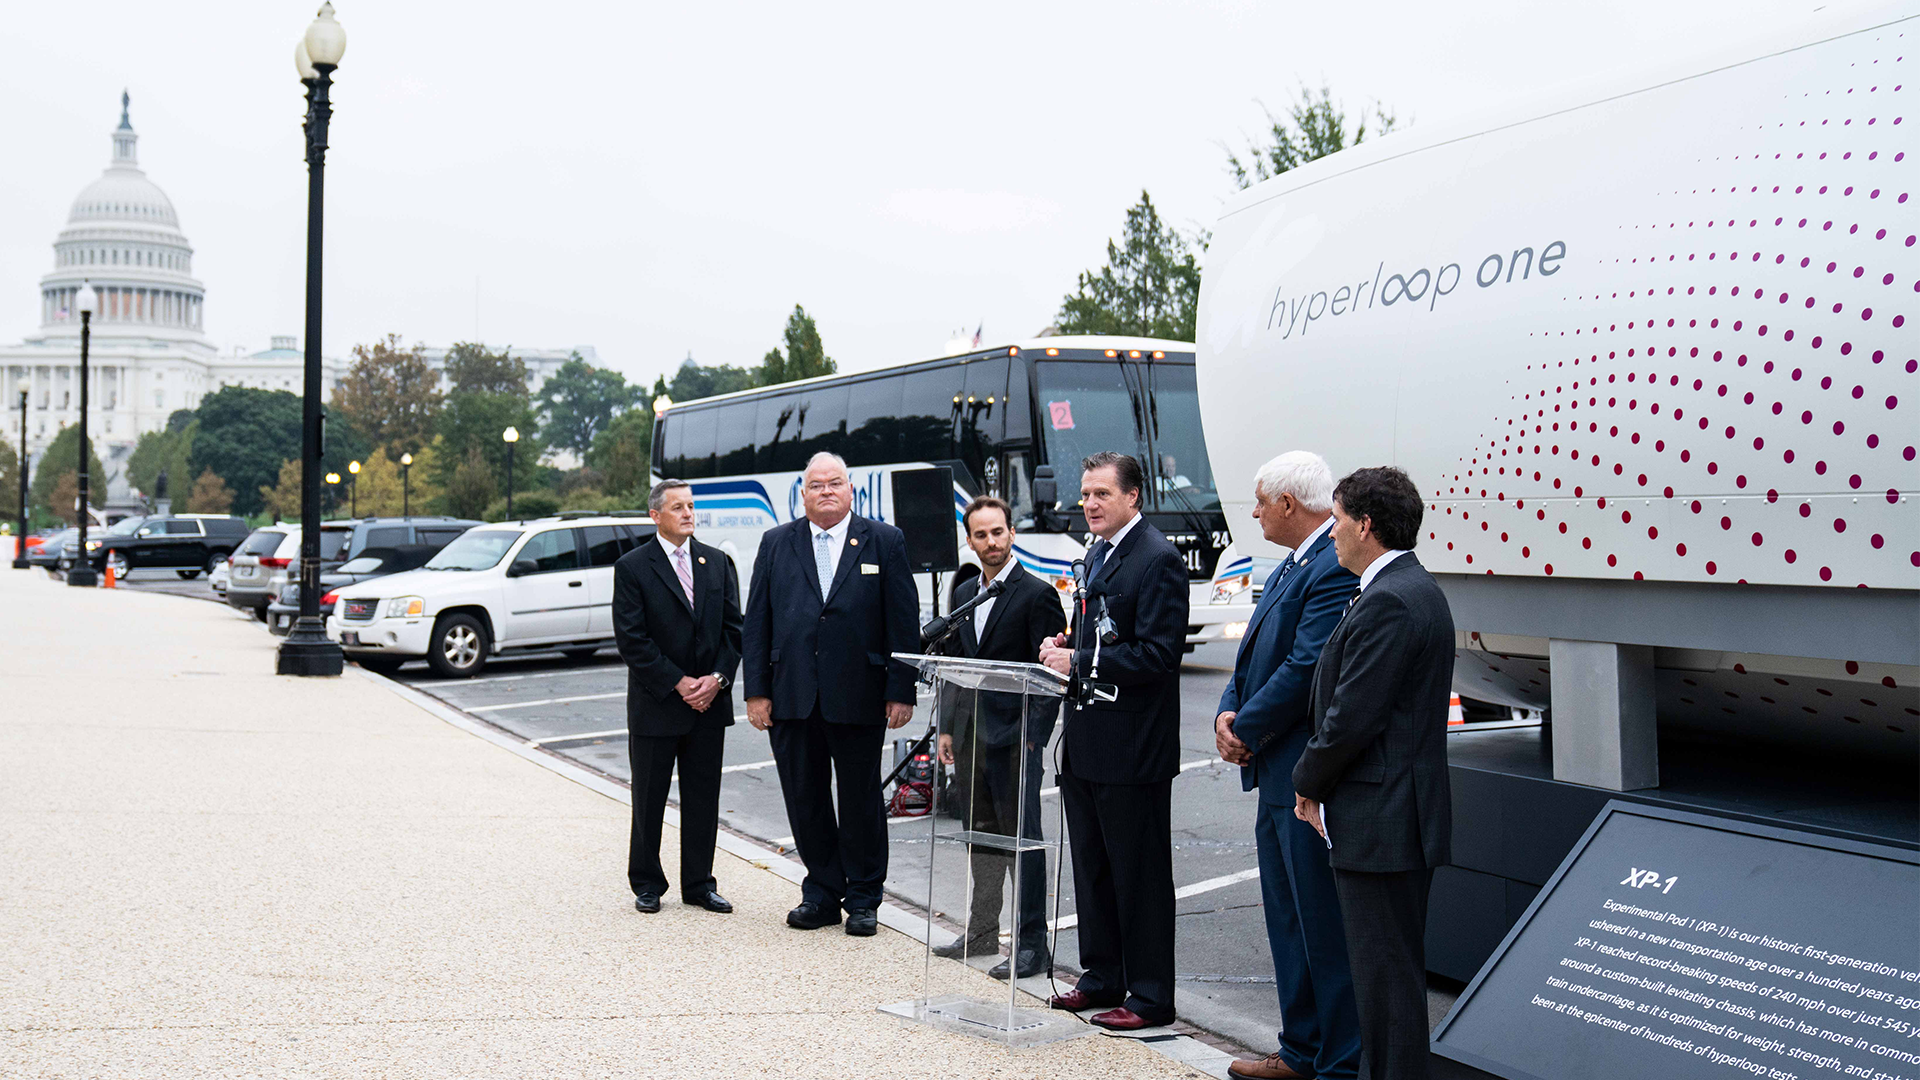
[684, 890, 733, 914]
[786, 901, 841, 930]
[931, 936, 998, 960]
[845, 908, 878, 937]
[633, 892, 661, 914]
[989, 947, 1051, 980]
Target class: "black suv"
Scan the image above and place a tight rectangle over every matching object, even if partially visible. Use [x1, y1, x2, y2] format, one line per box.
[90, 514, 251, 579]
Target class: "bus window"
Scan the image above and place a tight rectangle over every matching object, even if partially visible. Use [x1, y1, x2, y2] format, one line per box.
[796, 383, 848, 465]
[715, 401, 756, 476]
[1003, 450, 1035, 527]
[1004, 354, 1033, 446]
[1144, 363, 1221, 513]
[900, 367, 958, 463]
[844, 376, 903, 466]
[675, 408, 719, 479]
[1034, 360, 1142, 504]
[653, 413, 677, 476]
[753, 392, 798, 473]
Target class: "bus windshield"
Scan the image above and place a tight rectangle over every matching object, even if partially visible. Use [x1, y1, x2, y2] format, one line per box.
[1034, 360, 1220, 514]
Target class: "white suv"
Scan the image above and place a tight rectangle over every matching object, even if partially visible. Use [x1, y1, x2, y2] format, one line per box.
[325, 515, 657, 677]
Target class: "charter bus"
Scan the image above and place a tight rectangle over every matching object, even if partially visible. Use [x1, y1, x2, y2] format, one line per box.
[650, 335, 1258, 648]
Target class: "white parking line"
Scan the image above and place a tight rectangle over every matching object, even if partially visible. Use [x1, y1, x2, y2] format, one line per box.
[442, 665, 623, 687]
[469, 692, 624, 712]
[527, 727, 627, 745]
[1036, 757, 1225, 799]
[1048, 867, 1262, 931]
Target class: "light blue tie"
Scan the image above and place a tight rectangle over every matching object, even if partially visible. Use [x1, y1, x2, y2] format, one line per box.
[814, 530, 833, 600]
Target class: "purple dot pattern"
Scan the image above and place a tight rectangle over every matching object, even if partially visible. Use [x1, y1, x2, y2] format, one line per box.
[1428, 29, 1915, 592]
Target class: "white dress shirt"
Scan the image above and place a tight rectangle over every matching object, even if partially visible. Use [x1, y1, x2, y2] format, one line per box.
[1291, 515, 1336, 566]
[973, 558, 1020, 639]
[1100, 510, 1144, 552]
[810, 513, 853, 581]
[656, 533, 692, 561]
[1357, 548, 1410, 592]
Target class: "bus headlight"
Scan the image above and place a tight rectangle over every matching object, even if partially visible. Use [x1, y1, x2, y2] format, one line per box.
[1211, 574, 1251, 604]
[386, 596, 425, 618]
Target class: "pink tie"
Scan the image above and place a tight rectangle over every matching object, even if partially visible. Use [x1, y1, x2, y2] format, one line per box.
[673, 547, 695, 607]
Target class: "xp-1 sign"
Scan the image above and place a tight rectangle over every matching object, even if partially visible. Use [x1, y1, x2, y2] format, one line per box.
[1432, 802, 1920, 1080]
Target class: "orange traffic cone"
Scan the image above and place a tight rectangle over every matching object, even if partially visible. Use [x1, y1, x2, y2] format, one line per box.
[1447, 694, 1464, 727]
[103, 563, 116, 589]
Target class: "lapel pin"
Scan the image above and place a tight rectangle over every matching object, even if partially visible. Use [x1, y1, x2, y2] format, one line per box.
[697, 556, 707, 564]
[849, 538, 859, 547]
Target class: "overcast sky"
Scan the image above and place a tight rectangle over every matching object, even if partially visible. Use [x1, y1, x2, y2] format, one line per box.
[0, 0, 1830, 389]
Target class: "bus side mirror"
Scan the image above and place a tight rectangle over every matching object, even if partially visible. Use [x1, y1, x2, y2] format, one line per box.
[1033, 465, 1057, 511]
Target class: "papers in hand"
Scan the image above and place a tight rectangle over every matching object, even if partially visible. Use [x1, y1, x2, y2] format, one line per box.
[1319, 804, 1332, 850]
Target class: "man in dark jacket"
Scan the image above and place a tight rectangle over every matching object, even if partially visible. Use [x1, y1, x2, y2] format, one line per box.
[934, 496, 1067, 980]
[1216, 452, 1361, 1080]
[614, 479, 743, 915]
[741, 452, 920, 937]
[1039, 452, 1188, 1031]
[1293, 466, 1455, 1080]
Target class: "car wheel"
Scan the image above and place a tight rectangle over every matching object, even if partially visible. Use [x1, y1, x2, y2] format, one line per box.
[356, 657, 405, 676]
[427, 614, 488, 678]
[205, 553, 225, 576]
[176, 569, 201, 580]
[105, 551, 131, 579]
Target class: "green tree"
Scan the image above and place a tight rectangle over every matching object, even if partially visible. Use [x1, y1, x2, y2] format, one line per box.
[588, 408, 652, 495]
[125, 421, 196, 502]
[442, 447, 498, 520]
[666, 356, 757, 402]
[540, 353, 640, 456]
[0, 439, 18, 521]
[183, 468, 234, 515]
[335, 334, 442, 456]
[433, 391, 544, 497]
[189, 386, 369, 517]
[29, 425, 106, 524]
[1225, 84, 1399, 189]
[1056, 191, 1201, 342]
[757, 305, 836, 386]
[443, 341, 529, 398]
[165, 408, 195, 434]
[257, 459, 303, 521]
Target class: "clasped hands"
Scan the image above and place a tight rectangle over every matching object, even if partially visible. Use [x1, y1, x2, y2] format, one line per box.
[1038, 632, 1073, 675]
[675, 674, 722, 713]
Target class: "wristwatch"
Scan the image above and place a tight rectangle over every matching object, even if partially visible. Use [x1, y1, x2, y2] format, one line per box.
[711, 672, 731, 690]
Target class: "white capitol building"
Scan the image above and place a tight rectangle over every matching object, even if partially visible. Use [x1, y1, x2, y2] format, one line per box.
[3, 95, 594, 502]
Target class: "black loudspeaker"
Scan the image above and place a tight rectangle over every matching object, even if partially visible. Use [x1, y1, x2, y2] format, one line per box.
[891, 467, 959, 573]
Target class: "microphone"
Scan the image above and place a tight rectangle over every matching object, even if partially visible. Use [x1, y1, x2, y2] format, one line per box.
[1070, 558, 1087, 590]
[920, 577, 1005, 646]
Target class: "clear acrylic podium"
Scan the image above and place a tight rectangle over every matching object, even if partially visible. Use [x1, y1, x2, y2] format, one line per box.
[878, 652, 1092, 1048]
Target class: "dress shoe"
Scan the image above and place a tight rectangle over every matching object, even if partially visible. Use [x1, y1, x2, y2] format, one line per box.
[633, 892, 661, 914]
[1088, 1007, 1163, 1031]
[1048, 988, 1125, 1012]
[931, 936, 998, 960]
[1227, 1053, 1309, 1079]
[786, 901, 841, 930]
[989, 947, 1051, 980]
[845, 908, 878, 937]
[683, 890, 733, 914]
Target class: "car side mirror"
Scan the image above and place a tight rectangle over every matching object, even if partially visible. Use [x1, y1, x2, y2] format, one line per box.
[1032, 465, 1057, 511]
[506, 559, 537, 578]
[137, 527, 154, 537]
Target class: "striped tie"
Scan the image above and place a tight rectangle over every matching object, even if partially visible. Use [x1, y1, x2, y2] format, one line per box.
[814, 531, 833, 601]
[673, 546, 695, 608]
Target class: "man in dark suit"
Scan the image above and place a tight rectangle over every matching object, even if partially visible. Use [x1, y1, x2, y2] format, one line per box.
[1038, 451, 1187, 1031]
[742, 451, 920, 937]
[933, 495, 1067, 980]
[1293, 466, 1455, 1080]
[614, 479, 744, 915]
[1215, 452, 1362, 1080]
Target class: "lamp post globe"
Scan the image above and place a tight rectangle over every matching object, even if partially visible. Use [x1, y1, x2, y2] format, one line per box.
[400, 452, 412, 519]
[501, 427, 520, 519]
[278, 3, 346, 677]
[67, 283, 100, 587]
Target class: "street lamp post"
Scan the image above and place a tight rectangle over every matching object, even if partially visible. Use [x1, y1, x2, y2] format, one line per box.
[325, 471, 341, 518]
[347, 459, 359, 517]
[12, 389, 27, 569]
[502, 426, 519, 518]
[278, 1, 348, 677]
[68, 284, 99, 587]
[400, 452, 411, 519]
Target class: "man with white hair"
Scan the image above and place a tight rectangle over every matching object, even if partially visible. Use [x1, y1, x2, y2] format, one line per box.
[1215, 451, 1362, 1080]
[741, 452, 919, 938]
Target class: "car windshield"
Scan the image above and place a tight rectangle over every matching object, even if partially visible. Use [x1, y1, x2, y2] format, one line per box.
[425, 529, 522, 570]
[337, 555, 384, 574]
[318, 529, 351, 561]
[105, 516, 147, 536]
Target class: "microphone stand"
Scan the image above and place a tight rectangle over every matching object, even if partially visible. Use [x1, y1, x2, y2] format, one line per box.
[884, 578, 1007, 792]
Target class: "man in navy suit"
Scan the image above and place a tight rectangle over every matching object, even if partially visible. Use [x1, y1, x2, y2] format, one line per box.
[742, 451, 920, 938]
[1214, 452, 1361, 1080]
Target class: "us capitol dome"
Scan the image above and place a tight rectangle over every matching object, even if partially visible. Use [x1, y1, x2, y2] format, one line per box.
[1, 93, 346, 502]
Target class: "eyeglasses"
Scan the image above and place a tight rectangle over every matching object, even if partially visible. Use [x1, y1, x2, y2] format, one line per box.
[805, 479, 848, 493]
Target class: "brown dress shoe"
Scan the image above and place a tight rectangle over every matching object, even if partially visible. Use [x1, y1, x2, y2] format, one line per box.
[1048, 988, 1124, 1012]
[1088, 1007, 1157, 1031]
[1228, 1053, 1308, 1079]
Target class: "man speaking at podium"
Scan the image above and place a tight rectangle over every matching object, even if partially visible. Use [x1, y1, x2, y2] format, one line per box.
[1039, 452, 1187, 1031]
[934, 496, 1067, 980]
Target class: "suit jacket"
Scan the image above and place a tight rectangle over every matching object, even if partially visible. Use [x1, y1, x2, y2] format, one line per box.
[950, 561, 1069, 749]
[613, 536, 743, 738]
[1059, 518, 1189, 785]
[741, 514, 920, 724]
[1217, 530, 1357, 805]
[1292, 553, 1455, 873]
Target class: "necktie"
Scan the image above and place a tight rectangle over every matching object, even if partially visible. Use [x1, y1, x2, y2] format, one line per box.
[814, 530, 833, 601]
[672, 547, 695, 608]
[1085, 538, 1111, 583]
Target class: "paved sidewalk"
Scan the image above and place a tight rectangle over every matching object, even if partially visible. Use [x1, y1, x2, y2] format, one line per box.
[0, 570, 1207, 1079]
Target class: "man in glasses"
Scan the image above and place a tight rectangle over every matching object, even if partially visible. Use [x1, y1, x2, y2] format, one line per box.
[741, 452, 920, 937]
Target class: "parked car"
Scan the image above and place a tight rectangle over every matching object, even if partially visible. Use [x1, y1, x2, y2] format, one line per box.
[89, 514, 250, 579]
[209, 556, 230, 596]
[327, 514, 656, 677]
[231, 517, 479, 622]
[266, 545, 439, 635]
[30, 528, 80, 571]
[226, 526, 323, 620]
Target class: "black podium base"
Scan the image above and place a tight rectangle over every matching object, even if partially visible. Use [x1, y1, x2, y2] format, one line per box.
[277, 619, 343, 676]
[67, 567, 98, 587]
